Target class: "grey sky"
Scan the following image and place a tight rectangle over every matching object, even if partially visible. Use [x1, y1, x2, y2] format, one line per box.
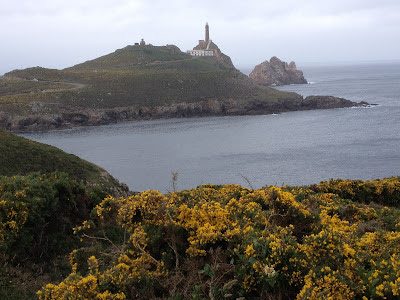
[1, 0, 400, 75]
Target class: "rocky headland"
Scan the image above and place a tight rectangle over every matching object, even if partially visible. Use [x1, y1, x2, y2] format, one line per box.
[0, 44, 368, 132]
[249, 56, 307, 86]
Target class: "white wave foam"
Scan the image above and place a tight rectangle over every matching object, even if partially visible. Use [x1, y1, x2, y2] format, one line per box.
[349, 104, 380, 109]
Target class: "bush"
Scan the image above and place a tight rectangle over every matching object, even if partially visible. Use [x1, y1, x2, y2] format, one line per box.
[0, 172, 105, 262]
[314, 177, 400, 207]
[38, 179, 400, 299]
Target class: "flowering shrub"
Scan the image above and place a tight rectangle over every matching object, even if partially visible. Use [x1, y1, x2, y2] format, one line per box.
[315, 177, 400, 207]
[38, 179, 400, 299]
[0, 172, 103, 261]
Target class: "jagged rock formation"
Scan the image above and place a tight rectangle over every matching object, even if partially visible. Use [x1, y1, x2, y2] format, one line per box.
[249, 56, 307, 86]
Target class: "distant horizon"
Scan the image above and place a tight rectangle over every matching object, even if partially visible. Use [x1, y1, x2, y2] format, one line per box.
[2, 1, 400, 77]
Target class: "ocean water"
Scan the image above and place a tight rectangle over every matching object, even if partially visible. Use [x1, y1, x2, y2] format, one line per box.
[21, 63, 400, 192]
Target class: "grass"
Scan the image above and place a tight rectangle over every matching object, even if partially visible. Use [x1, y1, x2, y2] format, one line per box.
[0, 44, 302, 126]
[1, 68, 298, 111]
[65, 45, 192, 71]
[0, 130, 128, 300]
[0, 78, 73, 97]
[0, 129, 119, 188]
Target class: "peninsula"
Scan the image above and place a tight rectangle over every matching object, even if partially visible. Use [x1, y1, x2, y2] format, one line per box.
[0, 24, 367, 131]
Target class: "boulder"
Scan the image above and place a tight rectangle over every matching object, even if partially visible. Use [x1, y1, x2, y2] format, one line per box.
[249, 56, 307, 86]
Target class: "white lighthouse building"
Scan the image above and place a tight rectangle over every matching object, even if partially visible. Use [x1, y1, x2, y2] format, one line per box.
[187, 23, 215, 57]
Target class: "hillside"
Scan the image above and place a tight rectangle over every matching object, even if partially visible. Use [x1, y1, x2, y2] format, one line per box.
[2, 170, 400, 299]
[0, 129, 123, 192]
[34, 177, 400, 299]
[0, 130, 130, 299]
[1, 44, 366, 131]
[66, 44, 193, 71]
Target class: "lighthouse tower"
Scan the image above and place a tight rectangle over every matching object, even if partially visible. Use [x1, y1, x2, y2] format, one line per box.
[186, 22, 215, 56]
[205, 22, 210, 43]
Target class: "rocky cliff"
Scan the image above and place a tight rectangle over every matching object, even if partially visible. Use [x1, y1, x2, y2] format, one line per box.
[0, 96, 368, 132]
[249, 57, 307, 86]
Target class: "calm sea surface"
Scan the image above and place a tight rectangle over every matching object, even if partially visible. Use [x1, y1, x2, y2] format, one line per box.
[21, 63, 400, 192]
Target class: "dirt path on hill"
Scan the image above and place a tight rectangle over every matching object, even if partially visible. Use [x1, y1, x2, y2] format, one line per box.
[146, 57, 196, 66]
[107, 57, 196, 70]
[31, 80, 86, 93]
[0, 78, 87, 97]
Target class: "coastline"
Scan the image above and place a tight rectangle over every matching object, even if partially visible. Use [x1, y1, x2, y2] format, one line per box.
[1, 95, 369, 132]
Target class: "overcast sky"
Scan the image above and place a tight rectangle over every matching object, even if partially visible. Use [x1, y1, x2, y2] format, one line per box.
[1, 0, 400, 75]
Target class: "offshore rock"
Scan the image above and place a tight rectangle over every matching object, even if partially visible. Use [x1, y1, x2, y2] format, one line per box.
[249, 56, 307, 86]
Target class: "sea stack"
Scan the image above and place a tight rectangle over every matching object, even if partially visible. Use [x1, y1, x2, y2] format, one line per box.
[249, 56, 307, 86]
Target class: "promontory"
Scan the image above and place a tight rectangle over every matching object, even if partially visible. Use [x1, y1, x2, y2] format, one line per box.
[0, 26, 367, 131]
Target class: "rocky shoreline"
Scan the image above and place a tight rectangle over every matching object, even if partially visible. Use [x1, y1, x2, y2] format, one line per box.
[0, 44, 371, 132]
[1, 96, 370, 132]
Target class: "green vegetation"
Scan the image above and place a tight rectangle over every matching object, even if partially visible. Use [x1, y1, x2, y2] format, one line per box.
[0, 130, 128, 299]
[0, 172, 108, 299]
[0, 172, 105, 259]
[29, 177, 400, 299]
[0, 129, 119, 189]
[0, 44, 301, 130]
[66, 45, 192, 71]
[1, 66, 297, 112]
[0, 78, 74, 97]
[1, 44, 382, 299]
[1, 132, 399, 299]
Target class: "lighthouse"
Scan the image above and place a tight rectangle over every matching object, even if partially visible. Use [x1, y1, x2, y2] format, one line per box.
[186, 23, 215, 57]
[205, 22, 209, 43]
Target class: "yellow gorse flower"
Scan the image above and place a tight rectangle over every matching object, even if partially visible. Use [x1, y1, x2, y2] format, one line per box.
[34, 178, 400, 299]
